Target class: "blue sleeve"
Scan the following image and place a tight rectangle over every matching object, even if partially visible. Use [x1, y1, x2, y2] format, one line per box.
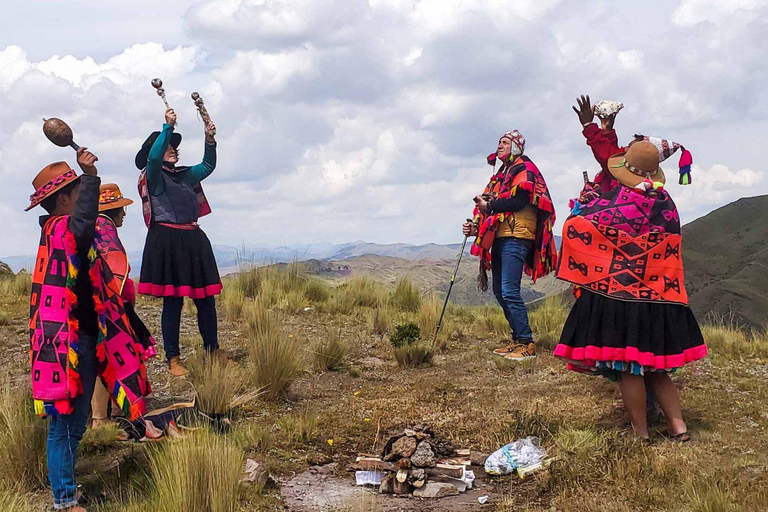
[146, 124, 174, 196]
[183, 142, 217, 185]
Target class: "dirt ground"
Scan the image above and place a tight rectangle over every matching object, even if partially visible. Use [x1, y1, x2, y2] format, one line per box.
[2, 284, 768, 511]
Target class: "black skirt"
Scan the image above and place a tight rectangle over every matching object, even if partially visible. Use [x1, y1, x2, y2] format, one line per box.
[554, 289, 707, 372]
[138, 224, 221, 299]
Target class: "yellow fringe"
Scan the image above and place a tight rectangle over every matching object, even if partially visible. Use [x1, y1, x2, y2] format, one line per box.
[116, 386, 127, 409]
[68, 347, 79, 367]
[34, 400, 45, 416]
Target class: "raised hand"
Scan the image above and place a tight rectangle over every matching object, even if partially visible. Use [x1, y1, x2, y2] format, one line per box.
[165, 108, 177, 127]
[600, 113, 616, 133]
[76, 147, 98, 176]
[204, 119, 217, 143]
[572, 95, 594, 126]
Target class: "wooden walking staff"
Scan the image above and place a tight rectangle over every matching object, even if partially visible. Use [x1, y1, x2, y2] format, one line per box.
[151, 78, 171, 109]
[42, 118, 81, 151]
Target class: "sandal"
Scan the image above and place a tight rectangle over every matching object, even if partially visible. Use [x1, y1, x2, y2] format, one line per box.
[663, 431, 691, 443]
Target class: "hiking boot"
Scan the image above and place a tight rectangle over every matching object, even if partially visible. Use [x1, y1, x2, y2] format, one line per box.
[167, 356, 189, 377]
[503, 342, 536, 361]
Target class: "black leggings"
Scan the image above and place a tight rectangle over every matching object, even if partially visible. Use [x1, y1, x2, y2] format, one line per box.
[161, 296, 218, 361]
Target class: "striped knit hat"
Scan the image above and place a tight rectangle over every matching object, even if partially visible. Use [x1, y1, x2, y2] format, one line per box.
[501, 130, 525, 157]
[634, 134, 693, 185]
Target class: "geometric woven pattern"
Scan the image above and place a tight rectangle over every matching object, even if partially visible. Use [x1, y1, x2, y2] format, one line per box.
[557, 185, 689, 305]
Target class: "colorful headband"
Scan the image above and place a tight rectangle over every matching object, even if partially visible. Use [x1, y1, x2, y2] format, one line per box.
[28, 168, 77, 205]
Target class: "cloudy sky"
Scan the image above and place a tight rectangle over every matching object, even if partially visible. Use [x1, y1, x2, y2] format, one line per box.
[1, 0, 766, 258]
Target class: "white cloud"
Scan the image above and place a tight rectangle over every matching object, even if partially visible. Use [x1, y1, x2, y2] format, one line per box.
[1, 0, 767, 258]
[673, 0, 767, 26]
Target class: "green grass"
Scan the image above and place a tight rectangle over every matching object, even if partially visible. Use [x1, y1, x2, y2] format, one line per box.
[529, 295, 570, 350]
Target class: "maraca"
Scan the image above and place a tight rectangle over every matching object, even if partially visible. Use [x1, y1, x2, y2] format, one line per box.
[42, 118, 81, 151]
[151, 78, 170, 109]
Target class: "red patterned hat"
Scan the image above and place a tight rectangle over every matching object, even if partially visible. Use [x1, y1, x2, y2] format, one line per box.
[501, 130, 525, 156]
[25, 162, 80, 211]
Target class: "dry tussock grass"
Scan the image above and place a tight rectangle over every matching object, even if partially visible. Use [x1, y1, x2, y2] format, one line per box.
[701, 322, 768, 360]
[278, 406, 319, 446]
[149, 430, 243, 512]
[313, 329, 349, 371]
[245, 300, 302, 400]
[416, 294, 443, 347]
[0, 383, 47, 489]
[369, 305, 390, 335]
[187, 355, 246, 415]
[390, 275, 421, 312]
[0, 273, 31, 297]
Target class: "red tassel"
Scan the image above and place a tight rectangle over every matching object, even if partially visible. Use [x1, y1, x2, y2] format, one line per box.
[679, 148, 693, 168]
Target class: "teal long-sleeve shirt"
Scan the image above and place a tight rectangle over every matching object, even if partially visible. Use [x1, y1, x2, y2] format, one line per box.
[146, 123, 217, 196]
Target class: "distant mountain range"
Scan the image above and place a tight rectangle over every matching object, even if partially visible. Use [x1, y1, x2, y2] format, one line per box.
[0, 239, 560, 276]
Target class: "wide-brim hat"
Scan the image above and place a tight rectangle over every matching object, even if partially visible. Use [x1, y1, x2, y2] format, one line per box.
[607, 141, 666, 188]
[99, 183, 134, 212]
[25, 162, 80, 211]
[135, 131, 182, 170]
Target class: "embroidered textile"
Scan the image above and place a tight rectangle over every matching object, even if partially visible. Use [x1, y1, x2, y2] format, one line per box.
[556, 185, 688, 305]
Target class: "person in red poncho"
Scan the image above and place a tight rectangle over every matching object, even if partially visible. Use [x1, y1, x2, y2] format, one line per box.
[463, 130, 558, 361]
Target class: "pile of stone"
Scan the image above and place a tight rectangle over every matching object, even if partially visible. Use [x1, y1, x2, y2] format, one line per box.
[350, 425, 487, 498]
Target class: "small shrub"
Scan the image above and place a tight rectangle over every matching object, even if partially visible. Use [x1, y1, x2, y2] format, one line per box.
[529, 295, 569, 350]
[0, 383, 47, 488]
[150, 430, 243, 512]
[278, 407, 318, 446]
[79, 423, 122, 456]
[393, 343, 434, 368]
[313, 331, 349, 371]
[305, 279, 330, 303]
[370, 306, 390, 335]
[390, 322, 421, 348]
[246, 310, 302, 400]
[390, 276, 421, 312]
[187, 356, 245, 415]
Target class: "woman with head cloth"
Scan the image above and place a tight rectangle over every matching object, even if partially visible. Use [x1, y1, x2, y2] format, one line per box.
[136, 107, 222, 376]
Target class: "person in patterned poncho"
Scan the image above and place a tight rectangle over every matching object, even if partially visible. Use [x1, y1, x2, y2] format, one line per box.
[463, 130, 558, 361]
[554, 105, 706, 442]
[26, 153, 150, 512]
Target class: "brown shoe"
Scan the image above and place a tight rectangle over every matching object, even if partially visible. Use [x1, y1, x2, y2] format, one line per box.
[63, 506, 87, 512]
[503, 342, 536, 361]
[167, 356, 189, 377]
[493, 342, 518, 356]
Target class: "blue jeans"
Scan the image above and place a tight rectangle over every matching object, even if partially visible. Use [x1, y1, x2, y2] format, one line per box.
[491, 237, 534, 342]
[47, 334, 98, 510]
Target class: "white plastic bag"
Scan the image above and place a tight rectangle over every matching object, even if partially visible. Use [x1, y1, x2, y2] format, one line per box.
[484, 437, 547, 475]
[355, 470, 385, 486]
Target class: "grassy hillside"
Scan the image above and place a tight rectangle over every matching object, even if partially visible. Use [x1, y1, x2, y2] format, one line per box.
[683, 195, 768, 329]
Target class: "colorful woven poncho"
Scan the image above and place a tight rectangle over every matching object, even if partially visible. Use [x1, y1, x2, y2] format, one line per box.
[29, 216, 151, 419]
[470, 155, 558, 286]
[557, 184, 688, 304]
